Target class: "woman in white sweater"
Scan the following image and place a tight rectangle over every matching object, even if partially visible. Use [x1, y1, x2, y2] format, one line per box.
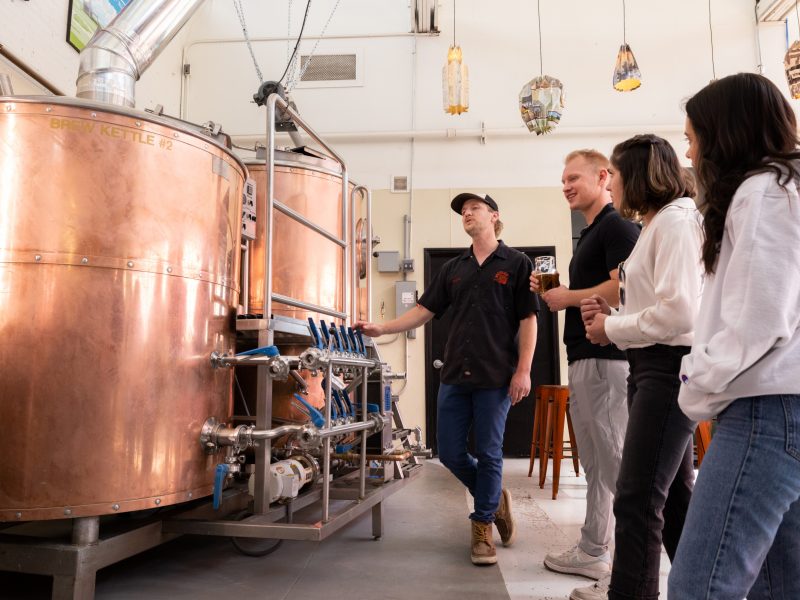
[572, 134, 703, 600]
[668, 74, 800, 599]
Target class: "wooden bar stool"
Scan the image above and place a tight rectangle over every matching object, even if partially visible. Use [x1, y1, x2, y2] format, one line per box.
[695, 420, 713, 467]
[527, 384, 579, 499]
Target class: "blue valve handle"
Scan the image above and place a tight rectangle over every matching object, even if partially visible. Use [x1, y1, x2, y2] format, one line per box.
[213, 463, 230, 510]
[339, 325, 352, 352]
[329, 396, 339, 420]
[308, 318, 323, 349]
[331, 389, 347, 419]
[236, 345, 280, 357]
[367, 403, 380, 414]
[319, 320, 332, 348]
[341, 387, 354, 418]
[355, 330, 366, 354]
[347, 327, 360, 355]
[293, 393, 325, 427]
[330, 326, 343, 351]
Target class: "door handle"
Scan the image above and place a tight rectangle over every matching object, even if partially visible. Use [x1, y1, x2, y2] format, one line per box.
[433, 359, 443, 369]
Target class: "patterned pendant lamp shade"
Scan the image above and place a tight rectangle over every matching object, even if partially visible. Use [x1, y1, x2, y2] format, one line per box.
[519, 75, 565, 135]
[613, 43, 642, 92]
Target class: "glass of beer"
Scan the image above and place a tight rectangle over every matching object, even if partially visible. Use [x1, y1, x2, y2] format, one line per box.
[534, 256, 560, 294]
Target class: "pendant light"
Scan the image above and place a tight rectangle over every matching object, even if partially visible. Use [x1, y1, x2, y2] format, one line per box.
[443, 0, 468, 115]
[612, 0, 642, 92]
[519, 0, 565, 135]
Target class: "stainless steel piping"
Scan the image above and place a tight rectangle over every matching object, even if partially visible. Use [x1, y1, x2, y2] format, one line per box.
[359, 366, 368, 499]
[76, 0, 206, 107]
[201, 418, 385, 452]
[322, 362, 333, 522]
[366, 187, 373, 321]
[241, 242, 250, 315]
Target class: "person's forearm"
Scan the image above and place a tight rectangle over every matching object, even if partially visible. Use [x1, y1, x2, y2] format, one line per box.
[380, 304, 434, 334]
[515, 315, 537, 373]
[568, 278, 620, 308]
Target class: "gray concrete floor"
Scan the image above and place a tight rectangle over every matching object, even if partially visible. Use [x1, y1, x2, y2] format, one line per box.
[0, 459, 671, 599]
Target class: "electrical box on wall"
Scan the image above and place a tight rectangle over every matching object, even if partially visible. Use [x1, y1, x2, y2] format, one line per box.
[395, 281, 418, 339]
[376, 251, 400, 272]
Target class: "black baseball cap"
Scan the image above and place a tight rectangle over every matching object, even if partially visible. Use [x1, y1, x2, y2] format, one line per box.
[450, 193, 499, 214]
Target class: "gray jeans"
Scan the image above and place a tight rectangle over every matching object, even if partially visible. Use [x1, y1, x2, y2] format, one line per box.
[568, 358, 629, 556]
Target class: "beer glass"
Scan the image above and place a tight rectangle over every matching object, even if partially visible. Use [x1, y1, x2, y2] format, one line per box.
[534, 255, 560, 294]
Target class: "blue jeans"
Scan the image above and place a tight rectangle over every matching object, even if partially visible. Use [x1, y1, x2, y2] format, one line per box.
[668, 395, 800, 600]
[436, 383, 511, 523]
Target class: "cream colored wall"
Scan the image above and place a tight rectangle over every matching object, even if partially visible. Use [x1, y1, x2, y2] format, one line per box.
[369, 186, 571, 445]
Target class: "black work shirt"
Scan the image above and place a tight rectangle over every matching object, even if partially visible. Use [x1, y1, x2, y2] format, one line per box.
[565, 204, 640, 363]
[418, 241, 540, 388]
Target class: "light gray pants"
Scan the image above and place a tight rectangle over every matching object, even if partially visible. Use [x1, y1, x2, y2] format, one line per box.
[568, 358, 629, 557]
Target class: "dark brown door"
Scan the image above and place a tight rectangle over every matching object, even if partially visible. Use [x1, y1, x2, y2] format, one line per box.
[423, 246, 561, 456]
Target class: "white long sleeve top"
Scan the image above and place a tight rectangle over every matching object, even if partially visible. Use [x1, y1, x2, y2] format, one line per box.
[679, 170, 800, 421]
[604, 196, 704, 351]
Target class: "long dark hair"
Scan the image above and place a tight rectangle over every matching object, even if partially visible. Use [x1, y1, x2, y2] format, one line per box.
[610, 134, 694, 220]
[685, 73, 800, 273]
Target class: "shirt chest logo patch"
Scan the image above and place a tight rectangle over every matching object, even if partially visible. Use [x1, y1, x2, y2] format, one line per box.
[493, 271, 510, 285]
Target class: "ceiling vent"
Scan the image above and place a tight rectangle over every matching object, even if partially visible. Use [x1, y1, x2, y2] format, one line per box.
[300, 54, 357, 82]
[390, 176, 409, 193]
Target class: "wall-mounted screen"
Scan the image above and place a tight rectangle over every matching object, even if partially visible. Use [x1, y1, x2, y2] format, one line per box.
[66, 0, 132, 52]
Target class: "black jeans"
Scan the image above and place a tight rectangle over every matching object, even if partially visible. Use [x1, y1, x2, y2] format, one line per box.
[609, 345, 696, 600]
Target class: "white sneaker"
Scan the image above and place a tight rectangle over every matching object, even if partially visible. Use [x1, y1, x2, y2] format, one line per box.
[570, 573, 611, 600]
[543, 545, 611, 579]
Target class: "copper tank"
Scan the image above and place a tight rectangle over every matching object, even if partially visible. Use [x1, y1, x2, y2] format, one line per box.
[0, 97, 245, 521]
[246, 153, 352, 323]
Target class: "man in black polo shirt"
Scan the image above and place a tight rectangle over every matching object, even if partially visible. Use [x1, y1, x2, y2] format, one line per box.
[530, 150, 639, 584]
[355, 193, 539, 566]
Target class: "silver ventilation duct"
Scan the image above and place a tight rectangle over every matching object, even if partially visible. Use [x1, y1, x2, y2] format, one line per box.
[76, 0, 205, 107]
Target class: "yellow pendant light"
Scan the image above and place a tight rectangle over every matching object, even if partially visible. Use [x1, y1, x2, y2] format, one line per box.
[443, 0, 469, 115]
[612, 0, 642, 92]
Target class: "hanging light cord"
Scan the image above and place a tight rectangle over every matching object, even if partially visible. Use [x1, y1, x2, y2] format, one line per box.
[796, 0, 800, 36]
[233, 0, 264, 84]
[453, 0, 456, 46]
[753, 2, 763, 74]
[279, 0, 311, 86]
[708, 0, 716, 80]
[286, 0, 342, 92]
[622, 0, 627, 44]
[287, 0, 294, 68]
[537, 0, 543, 75]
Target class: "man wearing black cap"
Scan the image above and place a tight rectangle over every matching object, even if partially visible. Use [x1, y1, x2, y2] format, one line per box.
[355, 193, 539, 566]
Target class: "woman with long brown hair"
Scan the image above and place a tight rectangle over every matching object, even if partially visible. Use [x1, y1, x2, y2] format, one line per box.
[669, 73, 800, 599]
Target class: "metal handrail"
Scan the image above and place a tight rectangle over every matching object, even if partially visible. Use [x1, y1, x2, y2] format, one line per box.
[349, 185, 373, 323]
[271, 293, 347, 321]
[274, 200, 346, 248]
[265, 93, 350, 325]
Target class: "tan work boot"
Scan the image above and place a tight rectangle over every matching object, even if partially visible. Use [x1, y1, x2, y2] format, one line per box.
[494, 488, 516, 547]
[471, 519, 497, 565]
